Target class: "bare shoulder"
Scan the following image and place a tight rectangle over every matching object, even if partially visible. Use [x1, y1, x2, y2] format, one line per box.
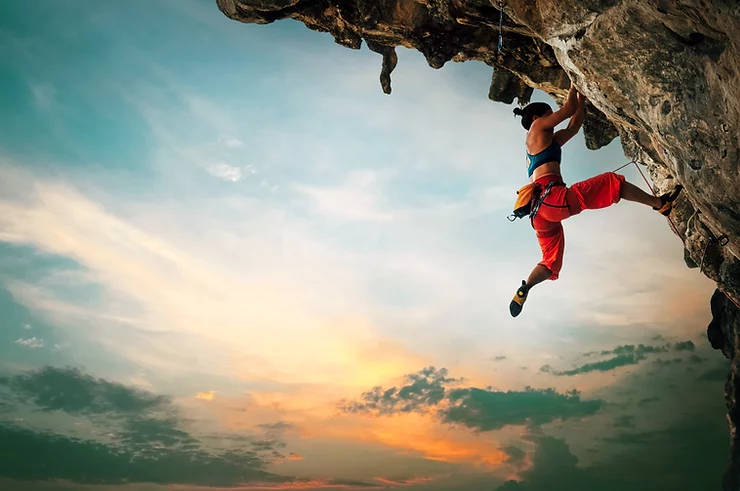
[527, 123, 553, 153]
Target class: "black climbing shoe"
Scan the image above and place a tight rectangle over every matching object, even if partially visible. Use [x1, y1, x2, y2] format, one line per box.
[653, 185, 683, 216]
[509, 280, 529, 318]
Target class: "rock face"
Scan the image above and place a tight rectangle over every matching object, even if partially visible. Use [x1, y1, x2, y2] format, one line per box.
[216, 0, 740, 486]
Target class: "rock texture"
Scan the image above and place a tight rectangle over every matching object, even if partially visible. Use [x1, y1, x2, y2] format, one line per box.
[216, 0, 740, 486]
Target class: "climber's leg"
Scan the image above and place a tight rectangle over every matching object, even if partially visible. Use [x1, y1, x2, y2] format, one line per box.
[569, 171, 682, 216]
[510, 224, 564, 318]
[620, 181, 661, 208]
[568, 172, 625, 214]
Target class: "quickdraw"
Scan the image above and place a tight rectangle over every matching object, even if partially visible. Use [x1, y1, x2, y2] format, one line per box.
[492, 1, 505, 75]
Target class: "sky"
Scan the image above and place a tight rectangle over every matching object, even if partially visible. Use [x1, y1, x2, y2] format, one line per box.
[0, 0, 730, 490]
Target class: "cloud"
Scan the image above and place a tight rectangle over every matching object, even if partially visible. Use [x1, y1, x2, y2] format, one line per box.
[28, 81, 57, 110]
[195, 390, 216, 401]
[251, 439, 287, 452]
[613, 415, 635, 428]
[295, 171, 398, 222]
[442, 387, 602, 432]
[697, 366, 728, 382]
[494, 417, 728, 491]
[258, 422, 297, 436]
[340, 367, 462, 415]
[544, 341, 701, 376]
[14, 337, 44, 349]
[501, 445, 527, 465]
[206, 162, 251, 182]
[491, 354, 731, 491]
[688, 355, 706, 364]
[0, 366, 298, 487]
[0, 423, 274, 486]
[0, 367, 168, 416]
[544, 354, 644, 376]
[167, 479, 383, 490]
[637, 397, 659, 406]
[672, 341, 696, 352]
[0, 161, 427, 388]
[373, 476, 434, 486]
[654, 358, 683, 366]
[605, 344, 669, 356]
[493, 356, 507, 362]
[340, 367, 603, 431]
[219, 135, 243, 148]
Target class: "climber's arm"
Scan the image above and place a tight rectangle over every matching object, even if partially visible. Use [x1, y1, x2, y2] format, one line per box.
[553, 92, 587, 146]
[532, 84, 578, 131]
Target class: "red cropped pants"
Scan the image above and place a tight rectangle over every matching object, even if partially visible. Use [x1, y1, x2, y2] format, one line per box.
[532, 172, 625, 280]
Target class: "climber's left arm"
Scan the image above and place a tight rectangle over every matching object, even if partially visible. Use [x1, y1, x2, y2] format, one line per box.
[553, 93, 587, 146]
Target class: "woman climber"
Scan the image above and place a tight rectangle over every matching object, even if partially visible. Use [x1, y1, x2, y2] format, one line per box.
[509, 82, 683, 317]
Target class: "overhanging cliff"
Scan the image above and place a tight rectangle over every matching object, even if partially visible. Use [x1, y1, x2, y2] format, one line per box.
[216, 0, 740, 487]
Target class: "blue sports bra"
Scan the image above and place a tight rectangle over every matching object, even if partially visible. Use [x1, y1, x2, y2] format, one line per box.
[527, 140, 562, 177]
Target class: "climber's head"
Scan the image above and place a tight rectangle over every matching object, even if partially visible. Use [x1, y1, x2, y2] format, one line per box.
[513, 102, 553, 130]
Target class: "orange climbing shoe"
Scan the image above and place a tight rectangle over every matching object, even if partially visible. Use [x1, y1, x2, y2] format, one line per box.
[653, 185, 683, 216]
[509, 280, 529, 318]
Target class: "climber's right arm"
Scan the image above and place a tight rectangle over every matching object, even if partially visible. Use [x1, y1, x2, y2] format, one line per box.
[531, 83, 578, 131]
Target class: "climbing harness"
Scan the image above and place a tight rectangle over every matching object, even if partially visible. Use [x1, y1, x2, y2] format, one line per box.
[529, 180, 564, 219]
[507, 180, 565, 222]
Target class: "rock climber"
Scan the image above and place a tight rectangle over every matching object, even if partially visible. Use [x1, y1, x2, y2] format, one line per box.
[509, 82, 683, 317]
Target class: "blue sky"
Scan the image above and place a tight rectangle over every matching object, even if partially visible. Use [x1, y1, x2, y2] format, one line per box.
[0, 1, 730, 490]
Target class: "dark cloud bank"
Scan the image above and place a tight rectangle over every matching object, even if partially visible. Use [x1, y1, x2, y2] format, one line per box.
[540, 341, 703, 377]
[339, 366, 602, 431]
[0, 367, 295, 487]
[342, 358, 729, 491]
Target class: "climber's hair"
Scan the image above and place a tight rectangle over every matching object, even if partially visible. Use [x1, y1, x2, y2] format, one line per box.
[512, 102, 552, 130]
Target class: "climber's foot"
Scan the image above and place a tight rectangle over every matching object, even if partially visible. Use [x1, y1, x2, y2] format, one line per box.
[509, 280, 529, 318]
[653, 184, 683, 216]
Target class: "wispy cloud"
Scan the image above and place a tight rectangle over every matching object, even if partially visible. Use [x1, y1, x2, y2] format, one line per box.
[295, 171, 398, 222]
[206, 162, 246, 182]
[540, 341, 699, 376]
[0, 160, 424, 388]
[14, 337, 44, 349]
[195, 391, 216, 401]
[373, 476, 435, 487]
[169, 480, 381, 490]
[219, 135, 244, 148]
[27, 81, 57, 110]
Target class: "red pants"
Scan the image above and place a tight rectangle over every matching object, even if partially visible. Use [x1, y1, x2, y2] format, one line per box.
[532, 172, 625, 280]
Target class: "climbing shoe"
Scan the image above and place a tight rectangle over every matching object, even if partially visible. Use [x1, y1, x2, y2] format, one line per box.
[509, 280, 529, 318]
[653, 184, 683, 216]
